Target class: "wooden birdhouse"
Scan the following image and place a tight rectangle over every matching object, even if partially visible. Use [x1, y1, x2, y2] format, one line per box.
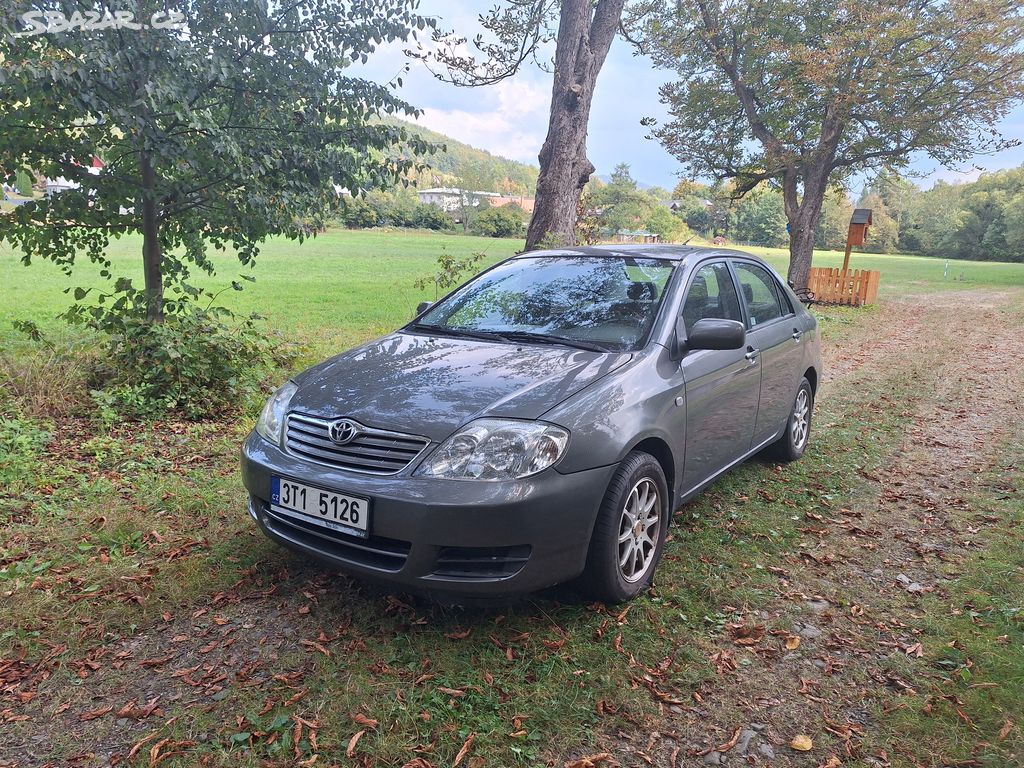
[847, 208, 873, 247]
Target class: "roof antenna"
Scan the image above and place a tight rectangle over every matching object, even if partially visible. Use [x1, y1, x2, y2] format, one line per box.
[682, 236, 694, 245]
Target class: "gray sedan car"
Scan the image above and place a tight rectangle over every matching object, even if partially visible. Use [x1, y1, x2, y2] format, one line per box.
[241, 245, 821, 602]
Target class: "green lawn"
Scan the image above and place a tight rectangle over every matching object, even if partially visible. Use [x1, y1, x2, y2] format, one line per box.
[741, 244, 1024, 296]
[0, 229, 522, 354]
[3, 229, 1023, 356]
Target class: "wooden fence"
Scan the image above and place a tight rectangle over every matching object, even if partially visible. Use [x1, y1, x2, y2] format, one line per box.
[807, 267, 880, 306]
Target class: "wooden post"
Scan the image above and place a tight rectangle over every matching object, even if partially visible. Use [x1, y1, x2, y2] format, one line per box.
[842, 241, 853, 272]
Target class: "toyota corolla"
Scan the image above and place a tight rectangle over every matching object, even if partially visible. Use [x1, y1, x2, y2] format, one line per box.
[241, 245, 821, 602]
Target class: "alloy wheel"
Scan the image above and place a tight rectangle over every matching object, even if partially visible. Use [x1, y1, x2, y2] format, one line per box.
[791, 388, 810, 450]
[617, 478, 662, 583]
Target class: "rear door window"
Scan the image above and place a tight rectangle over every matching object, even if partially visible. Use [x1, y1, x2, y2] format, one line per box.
[734, 262, 785, 328]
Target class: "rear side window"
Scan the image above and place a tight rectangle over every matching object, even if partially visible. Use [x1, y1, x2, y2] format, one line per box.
[681, 261, 743, 332]
[734, 262, 785, 327]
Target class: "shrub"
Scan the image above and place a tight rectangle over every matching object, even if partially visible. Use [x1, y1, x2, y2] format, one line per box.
[89, 303, 295, 421]
[472, 204, 525, 238]
[341, 196, 379, 229]
[13, 170, 35, 196]
[414, 247, 487, 299]
[412, 203, 456, 231]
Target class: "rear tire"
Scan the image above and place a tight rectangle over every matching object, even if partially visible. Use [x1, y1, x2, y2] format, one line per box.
[578, 451, 669, 603]
[767, 377, 813, 462]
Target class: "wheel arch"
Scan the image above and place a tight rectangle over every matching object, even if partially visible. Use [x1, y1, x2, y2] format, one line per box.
[803, 366, 818, 396]
[624, 435, 677, 513]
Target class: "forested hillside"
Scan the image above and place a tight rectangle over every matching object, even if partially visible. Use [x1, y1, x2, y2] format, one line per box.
[384, 117, 539, 195]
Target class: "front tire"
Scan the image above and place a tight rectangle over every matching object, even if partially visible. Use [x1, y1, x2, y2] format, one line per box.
[579, 451, 669, 603]
[767, 377, 813, 462]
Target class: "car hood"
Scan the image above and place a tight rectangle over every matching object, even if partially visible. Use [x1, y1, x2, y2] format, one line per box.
[289, 332, 632, 441]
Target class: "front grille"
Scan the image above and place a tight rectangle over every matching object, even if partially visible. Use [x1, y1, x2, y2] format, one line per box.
[285, 413, 429, 475]
[429, 545, 532, 580]
[262, 503, 411, 572]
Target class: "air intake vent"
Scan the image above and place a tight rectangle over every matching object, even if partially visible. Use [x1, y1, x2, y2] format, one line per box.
[430, 545, 532, 580]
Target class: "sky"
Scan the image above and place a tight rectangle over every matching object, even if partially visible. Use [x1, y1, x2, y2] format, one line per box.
[358, 0, 1024, 193]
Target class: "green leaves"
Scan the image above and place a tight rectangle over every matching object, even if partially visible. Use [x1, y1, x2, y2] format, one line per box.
[0, 0, 436, 329]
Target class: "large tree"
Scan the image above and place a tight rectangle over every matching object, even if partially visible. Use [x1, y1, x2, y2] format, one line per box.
[628, 0, 1024, 289]
[415, 0, 626, 249]
[1, 0, 433, 322]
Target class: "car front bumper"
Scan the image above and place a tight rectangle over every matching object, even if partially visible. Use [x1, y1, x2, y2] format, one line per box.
[240, 431, 615, 596]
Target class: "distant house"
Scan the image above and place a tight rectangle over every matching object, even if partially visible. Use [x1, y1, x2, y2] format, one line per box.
[492, 194, 535, 214]
[45, 155, 103, 197]
[44, 177, 80, 196]
[611, 229, 660, 244]
[417, 187, 501, 213]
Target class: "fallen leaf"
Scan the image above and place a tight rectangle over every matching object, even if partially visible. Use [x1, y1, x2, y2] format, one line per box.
[453, 732, 475, 767]
[346, 729, 366, 758]
[731, 624, 765, 646]
[352, 713, 379, 729]
[791, 735, 814, 752]
[445, 629, 472, 640]
[565, 753, 613, 768]
[716, 728, 742, 753]
[999, 719, 1015, 741]
[785, 634, 802, 650]
[819, 757, 842, 768]
[79, 705, 113, 721]
[437, 686, 466, 697]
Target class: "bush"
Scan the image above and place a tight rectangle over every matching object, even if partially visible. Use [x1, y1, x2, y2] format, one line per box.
[412, 203, 456, 231]
[13, 170, 35, 196]
[472, 204, 525, 238]
[89, 303, 294, 421]
[341, 196, 379, 229]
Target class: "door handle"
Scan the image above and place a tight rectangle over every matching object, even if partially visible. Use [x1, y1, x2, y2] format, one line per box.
[744, 347, 760, 363]
[792, 328, 802, 341]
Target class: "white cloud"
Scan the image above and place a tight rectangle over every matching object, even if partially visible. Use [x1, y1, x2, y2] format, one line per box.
[414, 77, 549, 164]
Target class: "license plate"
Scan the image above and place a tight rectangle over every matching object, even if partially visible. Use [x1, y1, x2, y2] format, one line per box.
[270, 477, 370, 538]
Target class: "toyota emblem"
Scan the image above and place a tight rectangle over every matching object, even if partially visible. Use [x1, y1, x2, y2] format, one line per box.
[328, 418, 361, 445]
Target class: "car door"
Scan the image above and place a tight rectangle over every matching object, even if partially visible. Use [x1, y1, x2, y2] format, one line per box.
[731, 260, 805, 447]
[678, 260, 761, 493]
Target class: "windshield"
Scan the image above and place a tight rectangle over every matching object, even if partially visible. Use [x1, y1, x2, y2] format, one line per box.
[413, 256, 676, 351]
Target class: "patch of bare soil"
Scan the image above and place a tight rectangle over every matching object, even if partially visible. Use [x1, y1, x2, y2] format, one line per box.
[629, 289, 1024, 767]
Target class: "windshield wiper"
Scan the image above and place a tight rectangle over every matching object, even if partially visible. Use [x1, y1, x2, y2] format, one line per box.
[408, 323, 505, 343]
[497, 330, 613, 353]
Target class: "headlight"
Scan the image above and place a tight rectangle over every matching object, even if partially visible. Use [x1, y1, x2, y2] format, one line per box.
[416, 419, 569, 481]
[255, 381, 297, 445]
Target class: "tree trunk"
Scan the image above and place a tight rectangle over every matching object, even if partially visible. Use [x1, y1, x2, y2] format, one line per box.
[525, 0, 625, 250]
[139, 150, 163, 323]
[782, 168, 829, 292]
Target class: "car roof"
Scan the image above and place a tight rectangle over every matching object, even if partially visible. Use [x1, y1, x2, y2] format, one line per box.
[511, 244, 766, 263]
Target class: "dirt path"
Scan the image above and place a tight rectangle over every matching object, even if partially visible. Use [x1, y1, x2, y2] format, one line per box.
[631, 290, 1024, 767]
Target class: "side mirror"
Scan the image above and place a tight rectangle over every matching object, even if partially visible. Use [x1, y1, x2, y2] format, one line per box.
[416, 301, 433, 316]
[682, 318, 746, 353]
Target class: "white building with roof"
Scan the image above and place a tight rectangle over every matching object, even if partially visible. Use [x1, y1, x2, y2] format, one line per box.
[417, 187, 501, 213]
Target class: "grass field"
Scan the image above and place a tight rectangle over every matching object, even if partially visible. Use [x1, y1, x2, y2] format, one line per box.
[2, 228, 1022, 355]
[2, 229, 1024, 767]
